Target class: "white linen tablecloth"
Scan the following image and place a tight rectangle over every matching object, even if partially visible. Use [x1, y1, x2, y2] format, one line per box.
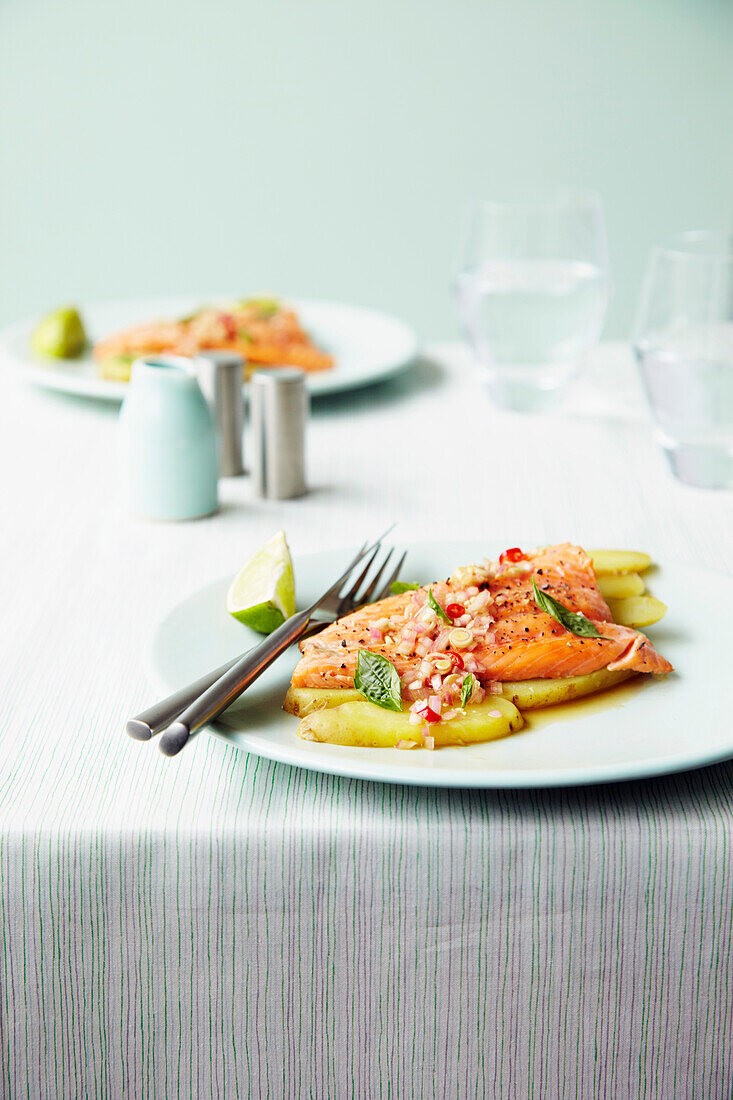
[1, 343, 732, 1099]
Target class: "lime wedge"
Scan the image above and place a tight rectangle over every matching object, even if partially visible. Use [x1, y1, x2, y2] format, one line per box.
[31, 306, 87, 359]
[226, 531, 296, 633]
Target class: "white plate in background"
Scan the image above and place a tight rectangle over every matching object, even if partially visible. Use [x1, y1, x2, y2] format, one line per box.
[0, 296, 418, 401]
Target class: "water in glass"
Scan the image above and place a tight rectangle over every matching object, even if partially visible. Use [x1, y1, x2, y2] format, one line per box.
[634, 231, 733, 488]
[635, 324, 733, 488]
[456, 190, 610, 412]
[456, 258, 609, 410]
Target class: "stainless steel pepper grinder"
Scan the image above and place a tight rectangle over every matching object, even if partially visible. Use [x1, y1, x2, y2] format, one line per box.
[193, 352, 245, 476]
[250, 368, 308, 499]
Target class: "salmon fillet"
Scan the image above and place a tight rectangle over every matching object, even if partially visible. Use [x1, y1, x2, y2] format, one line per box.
[93, 302, 334, 372]
[291, 544, 672, 692]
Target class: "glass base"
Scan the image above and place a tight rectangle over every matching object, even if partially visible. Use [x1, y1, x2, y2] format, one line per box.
[483, 373, 567, 413]
[664, 442, 733, 489]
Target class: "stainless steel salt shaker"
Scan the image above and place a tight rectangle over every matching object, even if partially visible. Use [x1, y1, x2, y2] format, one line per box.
[193, 352, 245, 476]
[250, 368, 308, 499]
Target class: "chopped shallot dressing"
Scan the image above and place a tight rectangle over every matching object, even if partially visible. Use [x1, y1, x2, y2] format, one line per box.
[387, 545, 541, 734]
[375, 549, 541, 743]
[381, 566, 524, 735]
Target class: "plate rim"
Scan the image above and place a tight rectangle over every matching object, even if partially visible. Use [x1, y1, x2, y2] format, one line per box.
[0, 295, 419, 402]
[144, 545, 733, 789]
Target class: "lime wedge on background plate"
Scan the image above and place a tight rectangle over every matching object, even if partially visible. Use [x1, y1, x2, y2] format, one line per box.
[31, 306, 87, 358]
[226, 530, 296, 633]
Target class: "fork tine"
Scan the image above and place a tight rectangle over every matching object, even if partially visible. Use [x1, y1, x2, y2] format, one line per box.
[308, 525, 397, 615]
[372, 521, 397, 544]
[310, 541, 370, 608]
[336, 543, 382, 613]
[357, 548, 394, 605]
[374, 549, 407, 601]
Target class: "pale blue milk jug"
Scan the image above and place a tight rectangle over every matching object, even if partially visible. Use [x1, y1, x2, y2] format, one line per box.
[118, 356, 219, 520]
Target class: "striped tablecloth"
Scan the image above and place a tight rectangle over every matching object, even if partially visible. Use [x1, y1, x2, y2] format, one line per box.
[1, 343, 732, 1099]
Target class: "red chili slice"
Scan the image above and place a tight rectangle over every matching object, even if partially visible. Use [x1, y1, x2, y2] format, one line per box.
[446, 603, 465, 620]
[220, 313, 237, 339]
[500, 547, 525, 564]
[447, 652, 464, 670]
[416, 703, 441, 724]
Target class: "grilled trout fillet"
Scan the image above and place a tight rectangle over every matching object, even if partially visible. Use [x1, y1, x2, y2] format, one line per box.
[291, 544, 672, 697]
[93, 301, 333, 372]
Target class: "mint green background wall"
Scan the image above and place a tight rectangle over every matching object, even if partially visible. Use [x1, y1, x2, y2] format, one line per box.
[1, 0, 731, 340]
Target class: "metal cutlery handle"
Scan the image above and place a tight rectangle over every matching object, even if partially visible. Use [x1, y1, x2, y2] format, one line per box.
[149, 530, 400, 758]
[158, 607, 315, 757]
[126, 656, 239, 741]
[127, 619, 329, 741]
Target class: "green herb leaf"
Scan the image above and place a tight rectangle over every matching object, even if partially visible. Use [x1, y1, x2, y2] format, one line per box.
[354, 650, 403, 712]
[239, 297, 280, 319]
[390, 581, 421, 595]
[460, 673, 477, 708]
[531, 578, 606, 639]
[428, 588, 451, 623]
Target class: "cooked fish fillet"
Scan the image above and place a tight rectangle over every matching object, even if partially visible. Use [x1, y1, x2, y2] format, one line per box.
[291, 543, 672, 690]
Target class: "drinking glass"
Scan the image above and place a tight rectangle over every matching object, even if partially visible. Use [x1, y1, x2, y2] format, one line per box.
[455, 188, 611, 412]
[634, 231, 733, 488]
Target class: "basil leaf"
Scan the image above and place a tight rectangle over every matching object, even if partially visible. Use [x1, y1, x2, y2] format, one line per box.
[390, 581, 421, 595]
[354, 650, 403, 712]
[460, 673, 477, 708]
[532, 578, 606, 639]
[428, 588, 451, 623]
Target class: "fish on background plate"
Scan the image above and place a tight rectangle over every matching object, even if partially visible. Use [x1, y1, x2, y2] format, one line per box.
[92, 297, 334, 381]
[287, 543, 672, 749]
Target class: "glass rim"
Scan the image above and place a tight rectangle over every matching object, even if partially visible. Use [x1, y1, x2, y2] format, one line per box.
[469, 186, 604, 213]
[651, 230, 733, 262]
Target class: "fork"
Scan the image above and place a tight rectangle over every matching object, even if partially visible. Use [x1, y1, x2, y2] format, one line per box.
[124, 539, 400, 743]
[156, 540, 405, 757]
[126, 538, 404, 750]
[127, 540, 403, 743]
